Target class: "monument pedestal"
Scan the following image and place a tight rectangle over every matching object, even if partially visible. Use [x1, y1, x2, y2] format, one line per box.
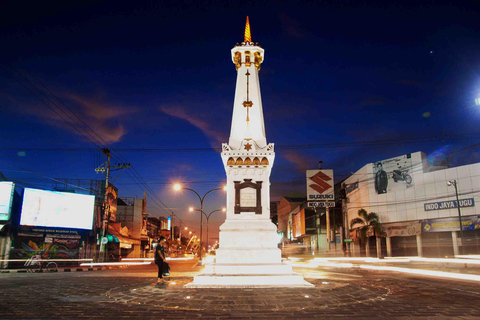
[186, 220, 313, 288]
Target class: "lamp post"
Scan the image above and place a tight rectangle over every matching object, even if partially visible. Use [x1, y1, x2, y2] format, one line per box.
[191, 207, 226, 252]
[448, 180, 464, 253]
[174, 184, 226, 264]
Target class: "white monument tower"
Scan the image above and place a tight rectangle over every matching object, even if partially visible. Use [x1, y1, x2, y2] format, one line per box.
[188, 17, 311, 287]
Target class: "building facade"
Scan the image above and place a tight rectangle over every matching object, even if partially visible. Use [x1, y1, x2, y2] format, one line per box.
[344, 151, 480, 257]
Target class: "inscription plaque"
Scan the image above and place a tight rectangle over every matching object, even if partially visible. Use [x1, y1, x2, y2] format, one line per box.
[240, 187, 256, 207]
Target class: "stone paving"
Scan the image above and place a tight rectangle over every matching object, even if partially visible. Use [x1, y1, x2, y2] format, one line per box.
[0, 262, 479, 319]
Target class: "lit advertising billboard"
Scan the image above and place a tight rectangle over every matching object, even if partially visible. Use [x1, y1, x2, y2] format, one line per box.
[373, 154, 414, 194]
[0, 182, 15, 221]
[306, 169, 334, 206]
[20, 188, 95, 230]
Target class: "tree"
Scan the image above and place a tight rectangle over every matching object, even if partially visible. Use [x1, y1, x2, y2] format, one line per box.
[350, 209, 383, 247]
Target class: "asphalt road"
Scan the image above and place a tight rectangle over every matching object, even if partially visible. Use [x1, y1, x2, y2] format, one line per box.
[0, 259, 479, 319]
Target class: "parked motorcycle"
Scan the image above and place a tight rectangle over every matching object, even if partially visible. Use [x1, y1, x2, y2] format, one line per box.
[392, 169, 412, 184]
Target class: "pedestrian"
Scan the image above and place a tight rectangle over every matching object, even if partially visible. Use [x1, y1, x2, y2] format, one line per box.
[155, 236, 167, 284]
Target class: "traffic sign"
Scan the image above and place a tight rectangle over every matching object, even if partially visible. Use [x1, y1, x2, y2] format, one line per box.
[101, 237, 108, 244]
[344, 238, 353, 243]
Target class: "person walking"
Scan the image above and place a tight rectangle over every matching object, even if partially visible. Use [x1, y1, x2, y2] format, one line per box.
[155, 236, 167, 284]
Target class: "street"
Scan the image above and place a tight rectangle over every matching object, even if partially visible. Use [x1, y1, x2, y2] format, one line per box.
[1, 258, 479, 319]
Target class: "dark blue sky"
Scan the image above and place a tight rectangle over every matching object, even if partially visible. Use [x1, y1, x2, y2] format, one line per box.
[1, 0, 480, 237]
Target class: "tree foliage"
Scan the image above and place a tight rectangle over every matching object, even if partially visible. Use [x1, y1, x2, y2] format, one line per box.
[350, 209, 384, 244]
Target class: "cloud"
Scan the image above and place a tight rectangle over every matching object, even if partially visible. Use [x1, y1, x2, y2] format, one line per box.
[279, 13, 307, 39]
[159, 105, 228, 146]
[66, 92, 133, 120]
[281, 150, 316, 172]
[16, 90, 135, 144]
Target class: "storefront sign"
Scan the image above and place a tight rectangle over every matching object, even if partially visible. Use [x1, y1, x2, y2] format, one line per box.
[120, 243, 132, 249]
[382, 221, 422, 237]
[345, 181, 359, 194]
[423, 216, 480, 232]
[308, 201, 335, 208]
[424, 198, 475, 211]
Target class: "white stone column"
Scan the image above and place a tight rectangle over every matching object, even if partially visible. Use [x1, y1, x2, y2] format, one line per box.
[452, 231, 459, 256]
[386, 237, 392, 257]
[376, 237, 382, 258]
[351, 242, 356, 257]
[416, 234, 423, 257]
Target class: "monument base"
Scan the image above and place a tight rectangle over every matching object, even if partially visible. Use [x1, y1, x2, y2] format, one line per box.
[185, 262, 314, 288]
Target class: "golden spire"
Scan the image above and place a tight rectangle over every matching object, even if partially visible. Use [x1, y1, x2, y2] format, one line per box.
[244, 16, 251, 43]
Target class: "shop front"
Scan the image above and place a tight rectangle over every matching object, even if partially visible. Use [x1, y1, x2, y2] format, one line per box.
[422, 215, 480, 256]
[9, 226, 88, 268]
[106, 223, 141, 259]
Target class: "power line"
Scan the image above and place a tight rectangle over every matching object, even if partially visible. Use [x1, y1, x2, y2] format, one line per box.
[1, 64, 176, 214]
[1, 132, 479, 153]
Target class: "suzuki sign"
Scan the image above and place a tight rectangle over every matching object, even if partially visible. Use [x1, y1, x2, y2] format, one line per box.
[307, 170, 334, 207]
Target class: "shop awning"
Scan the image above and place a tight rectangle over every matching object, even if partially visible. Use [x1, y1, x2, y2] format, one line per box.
[107, 225, 141, 245]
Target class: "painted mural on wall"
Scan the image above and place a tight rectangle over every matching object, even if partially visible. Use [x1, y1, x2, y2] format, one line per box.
[373, 154, 414, 194]
[12, 237, 79, 259]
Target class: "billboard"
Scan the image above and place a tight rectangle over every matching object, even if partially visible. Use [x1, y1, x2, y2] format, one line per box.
[307, 170, 334, 206]
[0, 182, 14, 221]
[105, 183, 118, 222]
[373, 154, 414, 194]
[20, 188, 95, 230]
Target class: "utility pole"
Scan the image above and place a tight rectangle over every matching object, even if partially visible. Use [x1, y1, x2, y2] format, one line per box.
[95, 148, 131, 261]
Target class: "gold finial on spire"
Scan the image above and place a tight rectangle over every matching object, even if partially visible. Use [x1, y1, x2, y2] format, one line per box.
[244, 16, 252, 43]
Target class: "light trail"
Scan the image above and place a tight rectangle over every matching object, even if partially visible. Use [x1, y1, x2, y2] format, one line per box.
[455, 255, 480, 259]
[410, 257, 480, 265]
[0, 259, 94, 262]
[359, 265, 480, 282]
[121, 257, 194, 261]
[80, 262, 151, 266]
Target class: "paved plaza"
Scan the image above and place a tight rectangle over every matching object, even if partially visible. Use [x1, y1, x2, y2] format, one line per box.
[0, 259, 479, 319]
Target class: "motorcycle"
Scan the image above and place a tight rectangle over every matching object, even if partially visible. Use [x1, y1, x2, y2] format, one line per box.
[392, 169, 412, 184]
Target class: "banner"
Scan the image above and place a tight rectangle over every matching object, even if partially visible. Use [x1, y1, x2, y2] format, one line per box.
[292, 210, 305, 238]
[423, 216, 480, 232]
[382, 221, 422, 237]
[12, 237, 79, 259]
[105, 183, 118, 222]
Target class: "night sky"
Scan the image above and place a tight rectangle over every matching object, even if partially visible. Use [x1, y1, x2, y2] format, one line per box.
[1, 0, 480, 240]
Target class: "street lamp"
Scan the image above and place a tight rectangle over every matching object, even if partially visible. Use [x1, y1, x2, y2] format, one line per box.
[206, 208, 226, 250]
[448, 180, 464, 253]
[173, 184, 226, 264]
[190, 207, 226, 251]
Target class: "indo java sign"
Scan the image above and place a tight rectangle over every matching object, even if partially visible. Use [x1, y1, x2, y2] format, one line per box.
[306, 170, 334, 207]
[424, 198, 475, 211]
